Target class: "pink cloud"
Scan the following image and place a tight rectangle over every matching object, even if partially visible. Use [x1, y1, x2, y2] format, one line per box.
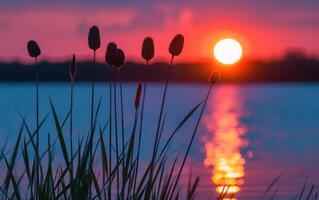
[1, 3, 319, 63]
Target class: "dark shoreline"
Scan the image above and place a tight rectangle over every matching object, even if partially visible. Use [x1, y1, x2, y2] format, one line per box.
[1, 54, 319, 83]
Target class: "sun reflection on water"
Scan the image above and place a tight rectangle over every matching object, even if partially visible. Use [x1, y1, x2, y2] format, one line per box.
[203, 86, 248, 200]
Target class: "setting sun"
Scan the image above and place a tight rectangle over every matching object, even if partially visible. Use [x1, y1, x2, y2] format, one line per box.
[213, 38, 243, 65]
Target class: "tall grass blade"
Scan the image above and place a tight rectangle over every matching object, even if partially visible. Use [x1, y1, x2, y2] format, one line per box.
[261, 173, 282, 199]
[49, 98, 70, 172]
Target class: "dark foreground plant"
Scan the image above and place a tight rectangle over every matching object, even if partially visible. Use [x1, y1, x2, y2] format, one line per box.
[1, 27, 312, 200]
[26, 40, 42, 199]
[0, 30, 210, 200]
[88, 25, 101, 141]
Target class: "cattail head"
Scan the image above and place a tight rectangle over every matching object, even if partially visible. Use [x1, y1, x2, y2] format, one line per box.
[142, 37, 154, 62]
[88, 25, 101, 51]
[169, 34, 184, 57]
[114, 48, 125, 68]
[135, 82, 142, 109]
[209, 70, 221, 85]
[70, 54, 76, 80]
[27, 40, 41, 58]
[105, 42, 118, 66]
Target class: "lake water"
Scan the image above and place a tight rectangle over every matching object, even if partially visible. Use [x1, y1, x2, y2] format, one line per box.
[0, 83, 318, 199]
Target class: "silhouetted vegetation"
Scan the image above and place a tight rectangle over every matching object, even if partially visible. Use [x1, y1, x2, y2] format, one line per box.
[0, 27, 219, 200]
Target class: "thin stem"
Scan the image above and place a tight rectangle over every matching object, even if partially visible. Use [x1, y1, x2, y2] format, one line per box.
[90, 51, 96, 137]
[145, 55, 174, 199]
[113, 71, 120, 198]
[108, 67, 113, 200]
[145, 56, 174, 199]
[70, 78, 74, 184]
[133, 60, 148, 194]
[118, 70, 125, 159]
[35, 57, 40, 200]
[88, 50, 96, 198]
[170, 83, 214, 199]
[35, 57, 39, 141]
[154, 56, 173, 160]
[118, 69, 126, 200]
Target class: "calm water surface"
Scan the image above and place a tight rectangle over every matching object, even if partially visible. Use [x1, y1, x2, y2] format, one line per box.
[0, 83, 318, 199]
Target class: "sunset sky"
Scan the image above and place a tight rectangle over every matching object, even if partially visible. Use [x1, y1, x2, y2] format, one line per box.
[1, 0, 319, 63]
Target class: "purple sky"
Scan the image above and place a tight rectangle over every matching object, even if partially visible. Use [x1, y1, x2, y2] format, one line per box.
[1, 0, 319, 62]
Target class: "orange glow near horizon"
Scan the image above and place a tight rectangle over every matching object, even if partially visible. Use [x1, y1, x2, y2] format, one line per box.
[1, 3, 319, 63]
[204, 86, 248, 199]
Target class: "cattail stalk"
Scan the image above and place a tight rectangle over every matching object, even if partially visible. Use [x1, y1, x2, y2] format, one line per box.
[35, 59, 40, 200]
[133, 37, 154, 195]
[88, 25, 100, 153]
[69, 54, 76, 190]
[87, 26, 100, 198]
[153, 34, 183, 161]
[133, 61, 149, 194]
[90, 50, 96, 137]
[118, 68, 127, 200]
[145, 57, 174, 199]
[118, 69, 125, 162]
[27, 40, 42, 199]
[113, 48, 125, 198]
[107, 70, 113, 200]
[169, 70, 220, 199]
[105, 42, 118, 200]
[113, 71, 120, 198]
[145, 35, 183, 199]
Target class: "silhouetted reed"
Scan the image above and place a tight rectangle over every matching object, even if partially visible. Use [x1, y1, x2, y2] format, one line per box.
[105, 42, 118, 199]
[169, 34, 184, 57]
[2, 30, 220, 200]
[27, 40, 41, 63]
[142, 37, 155, 64]
[134, 36, 155, 193]
[105, 42, 118, 66]
[27, 40, 42, 197]
[209, 69, 221, 85]
[69, 54, 76, 183]
[88, 26, 101, 52]
[88, 25, 101, 140]
[3, 29, 314, 200]
[145, 34, 185, 199]
[105, 42, 128, 198]
[135, 82, 142, 109]
[170, 68, 220, 198]
[115, 49, 126, 180]
[114, 49, 125, 68]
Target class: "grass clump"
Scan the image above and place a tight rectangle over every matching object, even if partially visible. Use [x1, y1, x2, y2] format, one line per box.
[0, 27, 216, 200]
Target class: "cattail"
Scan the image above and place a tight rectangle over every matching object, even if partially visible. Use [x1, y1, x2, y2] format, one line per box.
[114, 49, 125, 68]
[70, 54, 76, 80]
[135, 82, 142, 109]
[105, 42, 118, 66]
[209, 70, 221, 85]
[88, 25, 101, 51]
[142, 37, 154, 62]
[27, 40, 41, 58]
[169, 34, 184, 57]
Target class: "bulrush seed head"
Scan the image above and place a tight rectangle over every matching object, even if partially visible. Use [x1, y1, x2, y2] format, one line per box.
[169, 34, 184, 57]
[142, 37, 154, 62]
[27, 40, 41, 58]
[105, 42, 118, 66]
[209, 70, 221, 85]
[114, 49, 125, 68]
[135, 82, 142, 109]
[88, 26, 101, 51]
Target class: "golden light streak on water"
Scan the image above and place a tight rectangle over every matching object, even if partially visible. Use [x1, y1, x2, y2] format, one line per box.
[203, 86, 248, 200]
